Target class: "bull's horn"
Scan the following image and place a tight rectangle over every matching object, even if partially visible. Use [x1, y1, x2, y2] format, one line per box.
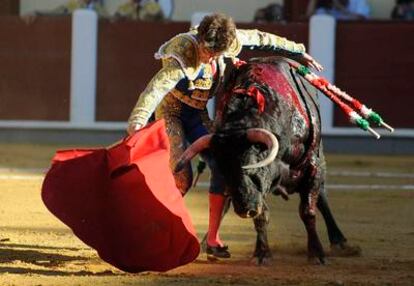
[174, 134, 213, 173]
[242, 128, 279, 169]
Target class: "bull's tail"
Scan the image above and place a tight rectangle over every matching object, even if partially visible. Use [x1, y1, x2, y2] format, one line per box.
[288, 61, 394, 139]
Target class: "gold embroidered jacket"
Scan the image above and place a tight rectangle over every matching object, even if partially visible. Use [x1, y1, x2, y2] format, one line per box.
[128, 29, 306, 131]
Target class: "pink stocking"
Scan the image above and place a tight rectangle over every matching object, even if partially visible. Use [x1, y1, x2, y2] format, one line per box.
[207, 193, 226, 247]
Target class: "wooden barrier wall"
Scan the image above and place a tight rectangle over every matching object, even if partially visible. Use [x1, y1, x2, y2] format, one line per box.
[0, 16, 71, 120]
[0, 17, 412, 129]
[96, 21, 189, 121]
[96, 21, 308, 122]
[334, 21, 414, 129]
[0, 0, 19, 15]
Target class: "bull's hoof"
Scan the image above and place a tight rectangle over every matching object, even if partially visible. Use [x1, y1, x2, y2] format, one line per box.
[251, 255, 272, 266]
[206, 245, 231, 261]
[330, 242, 362, 257]
[308, 255, 326, 265]
[252, 250, 272, 266]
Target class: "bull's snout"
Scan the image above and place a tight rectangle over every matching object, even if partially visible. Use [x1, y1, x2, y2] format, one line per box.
[232, 186, 264, 219]
[246, 208, 259, 218]
[233, 201, 263, 219]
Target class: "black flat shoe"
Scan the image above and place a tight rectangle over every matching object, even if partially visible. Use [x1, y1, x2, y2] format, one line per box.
[206, 244, 231, 260]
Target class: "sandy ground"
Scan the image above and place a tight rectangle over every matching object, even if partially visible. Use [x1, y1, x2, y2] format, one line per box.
[0, 143, 413, 286]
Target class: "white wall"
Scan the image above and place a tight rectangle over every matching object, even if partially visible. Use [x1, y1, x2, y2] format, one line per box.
[21, 0, 395, 20]
[171, 0, 282, 22]
[20, 0, 68, 15]
[19, 0, 129, 15]
[20, 0, 282, 21]
[367, 0, 395, 19]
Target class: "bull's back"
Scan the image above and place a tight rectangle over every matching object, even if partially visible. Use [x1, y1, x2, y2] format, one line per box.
[217, 57, 321, 160]
[245, 58, 321, 164]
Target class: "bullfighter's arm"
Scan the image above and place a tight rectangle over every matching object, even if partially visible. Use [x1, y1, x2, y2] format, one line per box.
[127, 59, 185, 134]
[237, 29, 306, 55]
[229, 29, 323, 71]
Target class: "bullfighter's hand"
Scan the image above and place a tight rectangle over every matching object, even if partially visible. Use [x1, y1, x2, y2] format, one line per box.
[127, 123, 142, 135]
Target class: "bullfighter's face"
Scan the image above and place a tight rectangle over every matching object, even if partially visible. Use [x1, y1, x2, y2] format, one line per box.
[198, 43, 222, 64]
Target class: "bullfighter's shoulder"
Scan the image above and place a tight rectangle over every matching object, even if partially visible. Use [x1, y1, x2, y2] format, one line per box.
[154, 31, 201, 80]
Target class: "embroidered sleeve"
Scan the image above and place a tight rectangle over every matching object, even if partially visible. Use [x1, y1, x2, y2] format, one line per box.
[237, 29, 306, 55]
[128, 59, 185, 131]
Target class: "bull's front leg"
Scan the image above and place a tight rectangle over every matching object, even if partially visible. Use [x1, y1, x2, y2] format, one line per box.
[252, 203, 271, 265]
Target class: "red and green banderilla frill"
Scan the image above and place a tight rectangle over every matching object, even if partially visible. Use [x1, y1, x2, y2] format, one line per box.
[290, 62, 394, 139]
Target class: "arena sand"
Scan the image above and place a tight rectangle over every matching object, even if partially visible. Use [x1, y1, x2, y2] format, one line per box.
[0, 143, 412, 286]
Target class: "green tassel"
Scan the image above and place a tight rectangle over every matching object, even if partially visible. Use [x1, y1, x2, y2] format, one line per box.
[368, 112, 383, 126]
[355, 118, 370, 131]
[297, 65, 310, 77]
[196, 158, 206, 174]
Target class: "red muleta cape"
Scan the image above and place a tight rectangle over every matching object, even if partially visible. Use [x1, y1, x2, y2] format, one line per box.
[41, 120, 200, 273]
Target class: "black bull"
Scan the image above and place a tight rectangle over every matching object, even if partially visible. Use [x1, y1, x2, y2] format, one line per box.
[177, 57, 359, 264]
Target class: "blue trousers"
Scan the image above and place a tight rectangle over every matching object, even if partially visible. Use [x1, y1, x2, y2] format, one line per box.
[155, 93, 225, 195]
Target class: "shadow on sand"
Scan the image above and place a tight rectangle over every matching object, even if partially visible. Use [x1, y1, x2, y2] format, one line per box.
[0, 246, 86, 266]
[0, 266, 118, 276]
[0, 245, 122, 276]
[1, 242, 85, 251]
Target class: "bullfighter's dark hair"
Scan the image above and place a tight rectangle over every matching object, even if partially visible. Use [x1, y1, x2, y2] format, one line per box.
[197, 13, 236, 53]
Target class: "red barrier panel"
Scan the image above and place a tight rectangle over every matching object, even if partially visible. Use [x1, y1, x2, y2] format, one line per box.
[0, 17, 412, 129]
[334, 21, 414, 128]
